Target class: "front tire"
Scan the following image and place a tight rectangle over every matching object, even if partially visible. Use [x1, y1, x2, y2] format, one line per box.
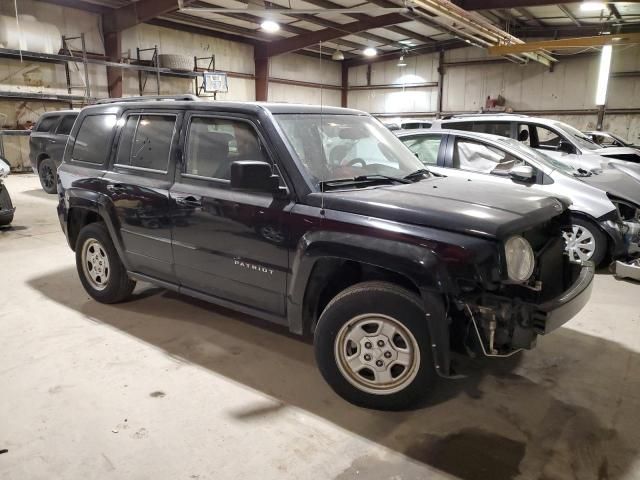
[314, 281, 439, 410]
[38, 158, 57, 194]
[75, 222, 135, 303]
[563, 217, 607, 266]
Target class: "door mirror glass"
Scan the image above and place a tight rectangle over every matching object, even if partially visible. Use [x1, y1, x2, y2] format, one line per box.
[230, 161, 280, 193]
[509, 165, 535, 182]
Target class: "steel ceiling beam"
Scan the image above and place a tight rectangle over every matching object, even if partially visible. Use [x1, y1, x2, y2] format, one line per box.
[186, 1, 373, 51]
[255, 12, 411, 58]
[300, 0, 439, 45]
[514, 7, 543, 27]
[344, 39, 468, 67]
[558, 5, 581, 27]
[104, 0, 198, 33]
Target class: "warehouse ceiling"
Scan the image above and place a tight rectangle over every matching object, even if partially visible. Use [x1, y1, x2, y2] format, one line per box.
[43, 0, 640, 63]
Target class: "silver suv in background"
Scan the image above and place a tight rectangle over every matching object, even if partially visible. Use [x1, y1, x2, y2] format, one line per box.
[430, 114, 640, 175]
[584, 130, 639, 149]
[396, 129, 640, 265]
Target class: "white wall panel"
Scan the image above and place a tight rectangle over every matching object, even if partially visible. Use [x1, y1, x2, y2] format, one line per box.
[268, 83, 341, 106]
[270, 54, 341, 86]
[348, 88, 437, 114]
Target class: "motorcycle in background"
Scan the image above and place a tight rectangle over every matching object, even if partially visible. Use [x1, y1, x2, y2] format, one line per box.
[0, 157, 15, 226]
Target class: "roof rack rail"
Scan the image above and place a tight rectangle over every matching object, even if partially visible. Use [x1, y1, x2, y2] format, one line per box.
[95, 94, 200, 104]
[449, 112, 527, 118]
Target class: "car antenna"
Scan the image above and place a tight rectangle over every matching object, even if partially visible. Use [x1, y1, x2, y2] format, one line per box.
[319, 40, 326, 217]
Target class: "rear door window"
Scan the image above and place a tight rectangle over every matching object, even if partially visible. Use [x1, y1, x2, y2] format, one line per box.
[56, 115, 78, 135]
[445, 121, 473, 132]
[401, 135, 443, 166]
[115, 114, 177, 172]
[474, 121, 511, 138]
[36, 116, 60, 133]
[453, 139, 525, 174]
[70, 114, 116, 165]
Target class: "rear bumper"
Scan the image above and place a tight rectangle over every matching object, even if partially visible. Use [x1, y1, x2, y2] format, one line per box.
[534, 261, 595, 334]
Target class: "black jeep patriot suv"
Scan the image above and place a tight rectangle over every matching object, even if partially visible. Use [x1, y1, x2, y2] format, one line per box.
[57, 96, 594, 409]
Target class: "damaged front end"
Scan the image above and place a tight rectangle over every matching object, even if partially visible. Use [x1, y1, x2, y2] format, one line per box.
[453, 217, 594, 358]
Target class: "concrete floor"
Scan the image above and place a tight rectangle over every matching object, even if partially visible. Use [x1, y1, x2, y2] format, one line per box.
[1, 173, 639, 480]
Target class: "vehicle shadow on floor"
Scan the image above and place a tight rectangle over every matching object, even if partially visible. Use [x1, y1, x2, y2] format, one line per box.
[29, 267, 640, 480]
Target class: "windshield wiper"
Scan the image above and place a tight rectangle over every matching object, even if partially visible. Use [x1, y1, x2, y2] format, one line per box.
[403, 168, 432, 181]
[319, 174, 410, 189]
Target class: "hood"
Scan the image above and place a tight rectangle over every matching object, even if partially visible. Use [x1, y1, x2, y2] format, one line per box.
[312, 176, 567, 239]
[593, 146, 640, 162]
[580, 168, 640, 206]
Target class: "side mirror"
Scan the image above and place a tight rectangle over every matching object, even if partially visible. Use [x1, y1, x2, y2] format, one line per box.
[230, 160, 281, 194]
[509, 165, 535, 182]
[558, 139, 573, 154]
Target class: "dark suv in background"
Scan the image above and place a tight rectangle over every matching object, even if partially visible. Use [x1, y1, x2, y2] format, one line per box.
[29, 110, 78, 193]
[56, 96, 594, 409]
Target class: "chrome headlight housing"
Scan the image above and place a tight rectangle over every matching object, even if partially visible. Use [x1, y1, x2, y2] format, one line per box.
[504, 235, 535, 282]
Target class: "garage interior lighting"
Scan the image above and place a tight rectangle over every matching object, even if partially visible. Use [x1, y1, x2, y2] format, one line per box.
[580, 1, 606, 11]
[260, 20, 280, 33]
[363, 47, 377, 57]
[595, 44, 612, 105]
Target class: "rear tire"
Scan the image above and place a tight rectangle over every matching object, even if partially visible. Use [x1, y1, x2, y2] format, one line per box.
[314, 281, 439, 410]
[0, 185, 14, 226]
[38, 158, 57, 194]
[75, 222, 135, 303]
[563, 217, 607, 267]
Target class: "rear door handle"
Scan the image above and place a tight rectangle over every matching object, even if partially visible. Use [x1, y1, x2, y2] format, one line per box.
[174, 195, 202, 208]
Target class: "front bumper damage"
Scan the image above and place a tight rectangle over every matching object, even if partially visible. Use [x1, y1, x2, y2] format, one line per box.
[463, 262, 595, 357]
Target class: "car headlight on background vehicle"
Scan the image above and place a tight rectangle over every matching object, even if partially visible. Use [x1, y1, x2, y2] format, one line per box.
[504, 235, 535, 282]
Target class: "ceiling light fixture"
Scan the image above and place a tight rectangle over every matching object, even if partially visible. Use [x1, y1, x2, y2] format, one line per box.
[261, 20, 280, 33]
[595, 44, 612, 105]
[363, 47, 377, 57]
[580, 1, 606, 12]
[331, 49, 345, 61]
[397, 55, 407, 67]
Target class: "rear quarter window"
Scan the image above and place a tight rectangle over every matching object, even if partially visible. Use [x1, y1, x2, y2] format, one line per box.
[56, 115, 78, 135]
[70, 114, 116, 165]
[36, 116, 60, 133]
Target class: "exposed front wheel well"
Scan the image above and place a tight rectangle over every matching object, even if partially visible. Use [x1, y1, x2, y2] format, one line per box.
[302, 258, 421, 335]
[67, 208, 102, 251]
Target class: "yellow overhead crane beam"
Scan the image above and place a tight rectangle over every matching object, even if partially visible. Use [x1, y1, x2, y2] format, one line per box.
[488, 32, 640, 56]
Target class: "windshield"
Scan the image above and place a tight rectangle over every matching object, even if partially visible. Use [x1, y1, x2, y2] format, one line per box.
[495, 137, 579, 175]
[552, 121, 600, 151]
[275, 114, 426, 188]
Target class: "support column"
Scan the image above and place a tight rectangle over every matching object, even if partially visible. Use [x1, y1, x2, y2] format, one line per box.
[596, 105, 606, 131]
[341, 63, 348, 108]
[437, 50, 445, 117]
[104, 30, 122, 98]
[255, 56, 269, 102]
